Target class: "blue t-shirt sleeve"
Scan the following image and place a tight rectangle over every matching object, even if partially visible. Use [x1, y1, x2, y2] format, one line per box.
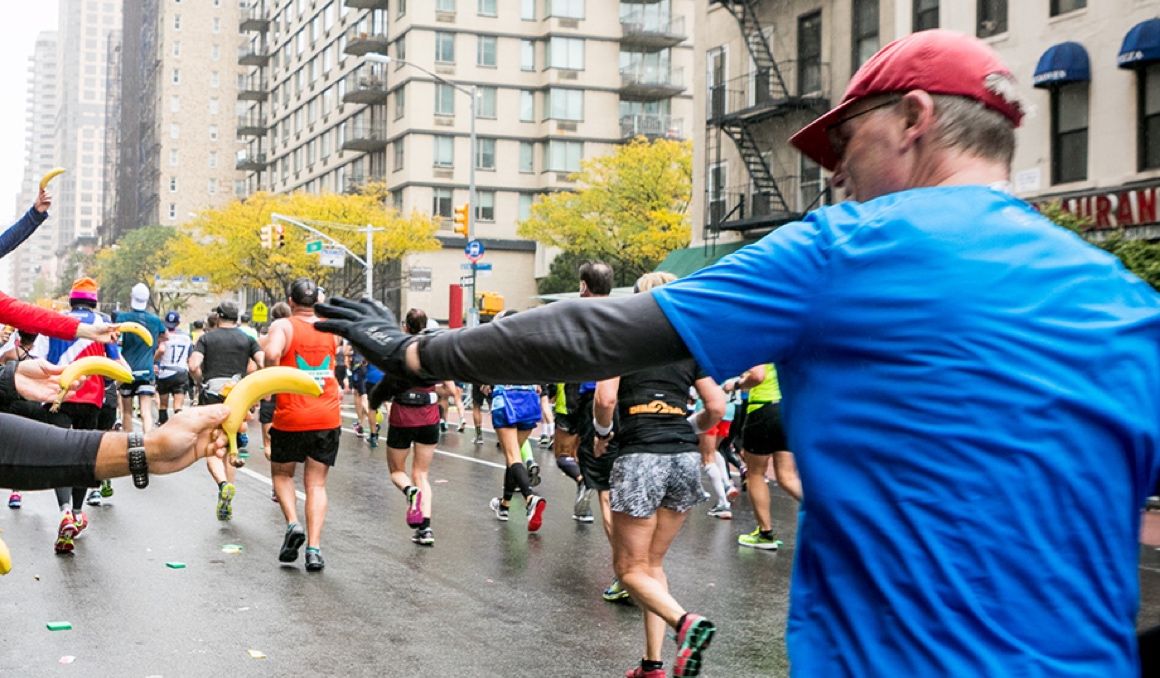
[651, 211, 834, 381]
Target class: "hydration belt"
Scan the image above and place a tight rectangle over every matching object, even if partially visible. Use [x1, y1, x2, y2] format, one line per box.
[395, 390, 438, 407]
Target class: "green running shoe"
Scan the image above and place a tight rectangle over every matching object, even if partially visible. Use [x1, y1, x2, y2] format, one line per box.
[737, 528, 780, 550]
[602, 578, 631, 603]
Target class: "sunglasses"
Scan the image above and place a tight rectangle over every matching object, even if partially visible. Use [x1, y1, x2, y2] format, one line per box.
[826, 97, 902, 160]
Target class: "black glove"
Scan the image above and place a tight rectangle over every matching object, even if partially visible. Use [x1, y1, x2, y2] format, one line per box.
[314, 297, 419, 400]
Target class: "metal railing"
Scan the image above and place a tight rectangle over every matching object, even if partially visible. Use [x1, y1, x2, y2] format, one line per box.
[620, 66, 684, 89]
[707, 62, 830, 120]
[707, 179, 827, 228]
[619, 114, 684, 139]
[341, 65, 388, 103]
[620, 13, 686, 39]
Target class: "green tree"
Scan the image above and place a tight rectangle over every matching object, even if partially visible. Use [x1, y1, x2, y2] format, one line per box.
[518, 137, 692, 286]
[536, 250, 643, 295]
[1040, 201, 1160, 290]
[91, 225, 180, 311]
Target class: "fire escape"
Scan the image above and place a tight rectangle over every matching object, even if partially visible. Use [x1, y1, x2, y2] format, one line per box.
[707, 1, 829, 233]
[238, 1, 271, 191]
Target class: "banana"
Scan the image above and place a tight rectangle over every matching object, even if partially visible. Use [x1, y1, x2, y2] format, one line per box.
[0, 534, 10, 575]
[118, 321, 154, 347]
[222, 367, 323, 467]
[53, 356, 134, 412]
[39, 168, 65, 191]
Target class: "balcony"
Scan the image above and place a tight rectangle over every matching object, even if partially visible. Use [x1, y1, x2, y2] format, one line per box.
[706, 64, 831, 125]
[341, 122, 388, 152]
[237, 111, 267, 137]
[343, 0, 388, 7]
[238, 43, 270, 67]
[620, 14, 686, 50]
[707, 179, 825, 233]
[620, 114, 683, 140]
[343, 24, 389, 57]
[342, 172, 380, 194]
[238, 78, 268, 101]
[236, 151, 269, 172]
[342, 65, 388, 105]
[619, 67, 684, 100]
[239, 5, 269, 32]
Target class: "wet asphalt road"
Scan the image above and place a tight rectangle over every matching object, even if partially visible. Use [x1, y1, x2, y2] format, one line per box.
[3, 401, 1159, 677]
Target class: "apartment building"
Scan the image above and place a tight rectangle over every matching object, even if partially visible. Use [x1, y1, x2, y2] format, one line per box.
[240, 0, 694, 321]
[691, 1, 1160, 251]
[8, 32, 60, 299]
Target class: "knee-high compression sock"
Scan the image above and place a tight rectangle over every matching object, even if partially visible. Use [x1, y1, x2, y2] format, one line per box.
[714, 452, 731, 487]
[556, 455, 582, 482]
[509, 463, 533, 499]
[719, 438, 744, 474]
[158, 408, 169, 425]
[54, 487, 71, 511]
[503, 466, 516, 503]
[71, 487, 87, 512]
[520, 439, 534, 464]
[704, 463, 728, 505]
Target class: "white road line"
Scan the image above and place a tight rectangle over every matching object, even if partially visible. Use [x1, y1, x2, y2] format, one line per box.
[338, 426, 506, 470]
[239, 466, 307, 501]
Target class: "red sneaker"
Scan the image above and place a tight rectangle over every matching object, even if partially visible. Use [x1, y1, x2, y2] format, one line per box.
[625, 665, 665, 678]
[54, 512, 77, 554]
[673, 613, 716, 677]
[73, 511, 89, 537]
[526, 495, 546, 532]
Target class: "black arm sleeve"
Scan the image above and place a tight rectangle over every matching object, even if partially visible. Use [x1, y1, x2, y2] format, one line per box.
[0, 412, 103, 490]
[417, 293, 691, 385]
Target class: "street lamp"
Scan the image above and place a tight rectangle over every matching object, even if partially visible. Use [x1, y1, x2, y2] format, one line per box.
[365, 53, 479, 327]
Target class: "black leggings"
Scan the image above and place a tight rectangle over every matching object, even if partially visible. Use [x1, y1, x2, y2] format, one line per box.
[503, 463, 533, 503]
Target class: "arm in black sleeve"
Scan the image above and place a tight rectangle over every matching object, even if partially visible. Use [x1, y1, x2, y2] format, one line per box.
[0, 412, 103, 490]
[0, 362, 20, 409]
[417, 293, 691, 385]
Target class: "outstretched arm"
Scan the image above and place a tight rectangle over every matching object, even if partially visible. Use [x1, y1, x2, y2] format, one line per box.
[0, 191, 49, 259]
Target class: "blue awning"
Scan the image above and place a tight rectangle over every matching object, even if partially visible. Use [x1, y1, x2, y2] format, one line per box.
[1118, 18, 1160, 68]
[1032, 42, 1091, 88]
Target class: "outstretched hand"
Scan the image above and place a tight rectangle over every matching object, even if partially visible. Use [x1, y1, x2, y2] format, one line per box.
[144, 405, 231, 475]
[75, 322, 119, 344]
[14, 359, 69, 403]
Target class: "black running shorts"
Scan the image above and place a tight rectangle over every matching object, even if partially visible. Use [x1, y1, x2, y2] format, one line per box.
[741, 402, 788, 455]
[269, 427, 341, 466]
[157, 371, 189, 395]
[386, 423, 440, 449]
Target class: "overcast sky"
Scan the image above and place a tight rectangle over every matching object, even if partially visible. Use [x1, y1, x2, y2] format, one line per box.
[0, 3, 61, 294]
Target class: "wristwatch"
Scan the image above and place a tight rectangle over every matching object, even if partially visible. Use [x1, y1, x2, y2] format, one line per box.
[127, 431, 149, 489]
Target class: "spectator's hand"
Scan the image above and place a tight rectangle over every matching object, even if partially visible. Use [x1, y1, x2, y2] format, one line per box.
[14, 359, 69, 402]
[315, 297, 422, 401]
[144, 405, 230, 475]
[75, 322, 118, 344]
[34, 188, 51, 214]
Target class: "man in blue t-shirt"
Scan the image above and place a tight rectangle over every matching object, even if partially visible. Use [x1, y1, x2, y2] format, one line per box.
[317, 31, 1160, 678]
[115, 283, 167, 434]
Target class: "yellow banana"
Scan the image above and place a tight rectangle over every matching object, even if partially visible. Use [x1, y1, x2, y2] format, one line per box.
[39, 168, 65, 191]
[222, 367, 323, 466]
[118, 321, 154, 347]
[53, 356, 134, 412]
[0, 533, 11, 575]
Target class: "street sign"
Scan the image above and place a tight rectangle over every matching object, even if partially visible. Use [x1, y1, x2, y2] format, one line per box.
[460, 262, 493, 271]
[251, 301, 269, 323]
[465, 239, 485, 262]
[408, 267, 432, 292]
[319, 247, 345, 268]
[306, 240, 323, 253]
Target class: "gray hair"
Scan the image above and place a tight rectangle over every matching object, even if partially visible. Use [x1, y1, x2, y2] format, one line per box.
[929, 95, 1016, 167]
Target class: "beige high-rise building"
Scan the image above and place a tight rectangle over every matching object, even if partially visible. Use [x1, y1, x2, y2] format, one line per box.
[240, 0, 695, 321]
[691, 1, 1160, 257]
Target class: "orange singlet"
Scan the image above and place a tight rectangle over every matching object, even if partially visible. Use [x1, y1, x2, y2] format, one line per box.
[272, 316, 342, 431]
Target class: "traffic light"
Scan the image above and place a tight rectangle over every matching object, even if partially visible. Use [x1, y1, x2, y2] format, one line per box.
[453, 202, 470, 237]
[259, 224, 273, 249]
[275, 223, 285, 248]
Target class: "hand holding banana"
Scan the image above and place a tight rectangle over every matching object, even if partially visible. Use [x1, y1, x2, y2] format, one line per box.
[116, 321, 154, 346]
[220, 367, 323, 467]
[52, 356, 133, 412]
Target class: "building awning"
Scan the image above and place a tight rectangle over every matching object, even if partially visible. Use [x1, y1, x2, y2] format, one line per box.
[655, 241, 751, 278]
[1118, 18, 1160, 69]
[1032, 42, 1091, 88]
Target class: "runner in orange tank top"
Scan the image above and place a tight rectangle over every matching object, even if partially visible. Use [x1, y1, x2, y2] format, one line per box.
[262, 278, 342, 572]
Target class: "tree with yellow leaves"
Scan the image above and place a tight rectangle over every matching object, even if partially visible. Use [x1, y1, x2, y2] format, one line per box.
[165, 190, 440, 301]
[518, 137, 692, 292]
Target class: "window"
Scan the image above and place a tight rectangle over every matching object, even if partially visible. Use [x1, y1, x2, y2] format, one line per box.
[172, 41, 180, 56]
[977, 0, 1007, 38]
[208, 178, 218, 195]
[394, 139, 405, 171]
[479, 0, 496, 16]
[169, 95, 180, 112]
[476, 191, 495, 221]
[520, 90, 534, 121]
[434, 135, 454, 167]
[476, 138, 496, 170]
[209, 125, 219, 141]
[210, 71, 220, 87]
[1050, 0, 1085, 16]
[521, 0, 535, 20]
[1140, 64, 1160, 170]
[546, 0, 583, 19]
[433, 188, 453, 218]
[1051, 83, 1088, 183]
[168, 204, 177, 219]
[797, 12, 822, 95]
[518, 193, 533, 221]
[208, 98, 219, 114]
[208, 151, 218, 168]
[708, 162, 727, 225]
[397, 0, 406, 18]
[169, 176, 178, 193]
[173, 14, 181, 30]
[519, 141, 534, 172]
[435, 32, 455, 63]
[548, 88, 583, 121]
[171, 68, 180, 84]
[169, 123, 180, 139]
[212, 17, 220, 33]
[521, 39, 535, 71]
[477, 86, 497, 118]
[169, 149, 179, 166]
[394, 85, 406, 120]
[800, 155, 825, 211]
[435, 83, 455, 115]
[436, 0, 455, 11]
[549, 37, 584, 70]
[852, 0, 879, 73]
[544, 140, 582, 172]
[913, 0, 938, 31]
[211, 44, 220, 60]
[477, 35, 497, 67]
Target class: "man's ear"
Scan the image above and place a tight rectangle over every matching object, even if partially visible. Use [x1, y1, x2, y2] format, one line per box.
[899, 90, 937, 152]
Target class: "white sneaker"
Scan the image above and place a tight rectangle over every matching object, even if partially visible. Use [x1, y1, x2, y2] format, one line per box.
[707, 504, 733, 520]
[85, 490, 102, 507]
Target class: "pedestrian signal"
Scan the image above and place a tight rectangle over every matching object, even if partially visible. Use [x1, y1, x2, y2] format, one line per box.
[453, 203, 469, 237]
[275, 223, 285, 248]
[260, 224, 273, 249]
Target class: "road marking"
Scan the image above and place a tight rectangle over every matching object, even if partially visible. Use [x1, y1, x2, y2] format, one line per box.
[239, 467, 307, 501]
[339, 426, 506, 470]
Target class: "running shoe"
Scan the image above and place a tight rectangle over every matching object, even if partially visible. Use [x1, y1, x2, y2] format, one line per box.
[73, 511, 89, 537]
[412, 528, 434, 546]
[404, 486, 424, 528]
[527, 459, 542, 487]
[86, 489, 102, 507]
[440, 419, 448, 433]
[538, 433, 550, 447]
[456, 421, 466, 433]
[707, 504, 733, 520]
[572, 484, 594, 523]
[271, 488, 279, 503]
[488, 497, 509, 522]
[279, 522, 306, 562]
[602, 578, 631, 603]
[238, 432, 249, 449]
[54, 511, 77, 554]
[368, 431, 378, 449]
[673, 613, 716, 678]
[625, 665, 665, 678]
[216, 482, 236, 521]
[354, 423, 365, 439]
[474, 432, 484, 445]
[100, 479, 114, 498]
[737, 528, 779, 550]
[526, 495, 547, 532]
[304, 548, 325, 572]
[725, 484, 740, 502]
[7, 492, 21, 509]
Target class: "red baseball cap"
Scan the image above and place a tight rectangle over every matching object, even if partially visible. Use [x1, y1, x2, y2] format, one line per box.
[790, 30, 1024, 171]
